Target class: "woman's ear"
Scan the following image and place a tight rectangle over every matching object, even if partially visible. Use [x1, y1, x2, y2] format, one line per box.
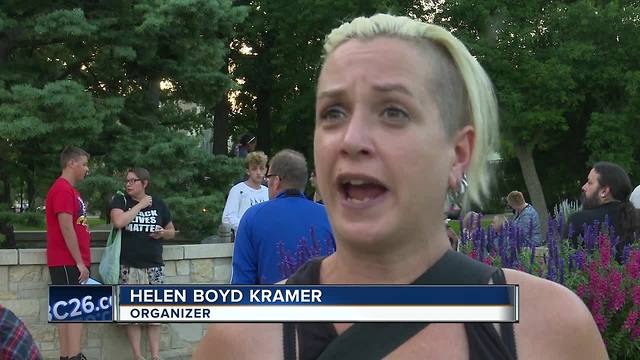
[448, 125, 475, 191]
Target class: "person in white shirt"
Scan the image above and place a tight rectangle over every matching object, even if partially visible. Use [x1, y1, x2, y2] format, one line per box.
[222, 151, 269, 233]
[630, 184, 640, 209]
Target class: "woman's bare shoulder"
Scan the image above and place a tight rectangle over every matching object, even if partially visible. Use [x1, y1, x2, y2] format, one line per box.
[193, 323, 283, 360]
[503, 269, 608, 359]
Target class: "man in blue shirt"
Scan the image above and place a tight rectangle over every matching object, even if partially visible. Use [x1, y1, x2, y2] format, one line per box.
[231, 149, 335, 284]
[507, 191, 542, 246]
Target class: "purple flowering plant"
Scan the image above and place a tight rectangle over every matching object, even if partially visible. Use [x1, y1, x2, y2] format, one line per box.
[459, 214, 640, 358]
[276, 213, 639, 357]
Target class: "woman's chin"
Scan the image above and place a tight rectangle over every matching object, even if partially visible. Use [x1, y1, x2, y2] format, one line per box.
[334, 223, 393, 251]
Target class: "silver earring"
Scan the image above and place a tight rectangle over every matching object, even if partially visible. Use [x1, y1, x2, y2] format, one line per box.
[447, 173, 467, 204]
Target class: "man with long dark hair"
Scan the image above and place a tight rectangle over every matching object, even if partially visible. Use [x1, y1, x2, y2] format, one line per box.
[567, 161, 640, 260]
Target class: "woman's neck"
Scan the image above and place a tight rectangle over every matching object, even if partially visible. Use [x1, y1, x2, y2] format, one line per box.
[131, 192, 146, 202]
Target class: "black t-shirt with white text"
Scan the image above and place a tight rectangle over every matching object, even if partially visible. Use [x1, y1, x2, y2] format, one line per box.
[109, 194, 172, 268]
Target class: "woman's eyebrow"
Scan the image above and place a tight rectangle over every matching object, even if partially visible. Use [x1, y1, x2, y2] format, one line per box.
[372, 82, 414, 97]
[317, 87, 345, 100]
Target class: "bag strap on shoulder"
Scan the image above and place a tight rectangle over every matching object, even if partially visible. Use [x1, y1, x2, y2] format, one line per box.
[283, 323, 297, 360]
[492, 269, 518, 359]
[285, 250, 499, 359]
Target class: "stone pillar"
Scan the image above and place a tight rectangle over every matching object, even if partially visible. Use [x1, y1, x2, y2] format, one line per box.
[217, 223, 232, 243]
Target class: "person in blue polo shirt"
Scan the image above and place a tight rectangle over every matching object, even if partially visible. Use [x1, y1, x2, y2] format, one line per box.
[231, 149, 335, 284]
[507, 191, 542, 246]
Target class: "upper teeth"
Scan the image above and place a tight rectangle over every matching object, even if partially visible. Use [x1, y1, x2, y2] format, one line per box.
[347, 179, 366, 185]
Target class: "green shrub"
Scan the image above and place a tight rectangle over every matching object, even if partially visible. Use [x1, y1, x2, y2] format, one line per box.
[0, 211, 45, 228]
[164, 193, 227, 241]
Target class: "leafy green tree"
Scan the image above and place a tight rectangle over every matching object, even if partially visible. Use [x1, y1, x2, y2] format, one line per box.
[80, 129, 245, 238]
[227, 0, 415, 159]
[430, 0, 640, 221]
[566, 2, 640, 177]
[431, 1, 580, 224]
[0, 1, 247, 239]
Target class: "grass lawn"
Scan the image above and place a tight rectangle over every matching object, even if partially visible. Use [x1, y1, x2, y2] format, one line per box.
[448, 218, 494, 236]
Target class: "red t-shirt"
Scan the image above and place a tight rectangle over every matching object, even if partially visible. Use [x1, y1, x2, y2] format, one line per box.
[45, 177, 91, 266]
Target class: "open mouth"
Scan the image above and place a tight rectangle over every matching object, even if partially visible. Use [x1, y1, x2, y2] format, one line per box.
[338, 176, 389, 205]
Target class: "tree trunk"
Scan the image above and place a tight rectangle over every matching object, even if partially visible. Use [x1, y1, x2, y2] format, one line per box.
[255, 34, 275, 155]
[515, 145, 549, 238]
[213, 95, 231, 155]
[1, 173, 10, 206]
[0, 38, 9, 64]
[142, 75, 162, 126]
[1, 33, 13, 208]
[213, 58, 231, 155]
[256, 87, 272, 155]
[26, 167, 35, 212]
[104, 192, 113, 223]
[145, 74, 162, 109]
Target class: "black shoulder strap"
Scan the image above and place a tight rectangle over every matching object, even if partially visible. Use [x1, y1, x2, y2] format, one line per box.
[311, 251, 496, 360]
[414, 250, 495, 285]
[282, 251, 508, 360]
[285, 257, 323, 285]
[283, 258, 323, 360]
[283, 323, 297, 360]
[491, 269, 518, 359]
[317, 323, 428, 360]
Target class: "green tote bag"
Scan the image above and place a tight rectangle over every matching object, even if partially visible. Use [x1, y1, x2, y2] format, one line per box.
[99, 193, 125, 284]
[98, 226, 122, 284]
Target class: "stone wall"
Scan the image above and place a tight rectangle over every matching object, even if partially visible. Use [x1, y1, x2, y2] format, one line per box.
[0, 243, 233, 360]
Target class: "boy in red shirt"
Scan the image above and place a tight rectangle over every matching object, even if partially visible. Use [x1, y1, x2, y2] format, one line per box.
[46, 146, 90, 360]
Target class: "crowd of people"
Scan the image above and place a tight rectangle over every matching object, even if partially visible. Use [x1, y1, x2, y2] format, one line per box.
[456, 162, 640, 261]
[448, 190, 543, 250]
[38, 147, 179, 360]
[4, 12, 640, 360]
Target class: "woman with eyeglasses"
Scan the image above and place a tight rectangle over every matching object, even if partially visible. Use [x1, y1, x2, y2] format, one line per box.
[110, 167, 175, 360]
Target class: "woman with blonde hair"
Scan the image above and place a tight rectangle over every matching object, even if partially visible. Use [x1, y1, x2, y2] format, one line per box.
[491, 214, 509, 233]
[463, 211, 481, 235]
[195, 14, 606, 359]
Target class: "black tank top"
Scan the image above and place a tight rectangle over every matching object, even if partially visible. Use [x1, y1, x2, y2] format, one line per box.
[284, 250, 518, 360]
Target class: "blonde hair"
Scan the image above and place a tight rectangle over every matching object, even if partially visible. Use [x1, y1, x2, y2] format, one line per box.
[463, 211, 480, 232]
[322, 14, 499, 205]
[507, 191, 525, 207]
[492, 215, 509, 231]
[244, 151, 268, 169]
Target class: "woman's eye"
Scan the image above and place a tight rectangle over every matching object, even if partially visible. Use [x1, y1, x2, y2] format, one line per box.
[382, 107, 409, 121]
[319, 107, 347, 122]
